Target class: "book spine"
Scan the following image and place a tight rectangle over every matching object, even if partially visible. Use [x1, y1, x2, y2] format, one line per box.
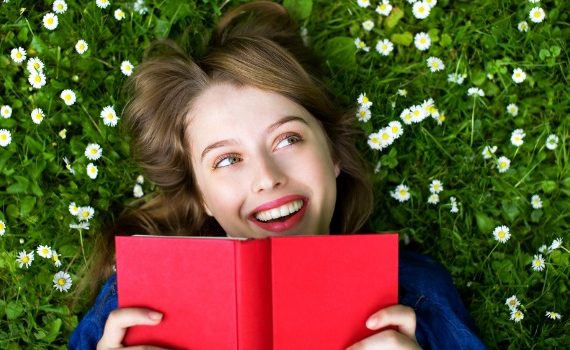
[235, 239, 273, 350]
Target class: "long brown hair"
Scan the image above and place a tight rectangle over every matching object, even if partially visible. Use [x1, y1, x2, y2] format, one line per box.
[77, 0, 373, 301]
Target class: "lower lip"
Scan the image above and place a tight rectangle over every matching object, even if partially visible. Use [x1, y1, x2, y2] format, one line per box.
[250, 200, 308, 233]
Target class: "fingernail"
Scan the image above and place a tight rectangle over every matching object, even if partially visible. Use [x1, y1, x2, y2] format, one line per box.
[366, 317, 377, 329]
[148, 311, 163, 320]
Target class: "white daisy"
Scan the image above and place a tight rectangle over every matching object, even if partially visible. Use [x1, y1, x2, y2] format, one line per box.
[549, 237, 563, 251]
[133, 0, 149, 14]
[133, 184, 144, 198]
[357, 93, 373, 108]
[69, 202, 79, 216]
[63, 156, 75, 174]
[120, 60, 134, 76]
[482, 145, 497, 159]
[467, 87, 484, 97]
[10, 47, 27, 63]
[377, 127, 394, 150]
[512, 68, 526, 83]
[37, 245, 53, 259]
[26, 57, 45, 73]
[87, 163, 98, 179]
[16, 250, 34, 268]
[52, 250, 62, 267]
[448, 73, 466, 85]
[356, 106, 371, 122]
[387, 121, 403, 139]
[1, 105, 12, 119]
[506, 103, 518, 116]
[96, 0, 111, 9]
[85, 143, 103, 160]
[75, 40, 88, 54]
[493, 225, 511, 243]
[367, 132, 381, 150]
[391, 184, 411, 202]
[31, 108, 44, 124]
[28, 71, 47, 89]
[114, 8, 125, 20]
[412, 1, 430, 19]
[0, 129, 12, 147]
[510, 129, 525, 147]
[497, 156, 511, 173]
[357, 0, 370, 8]
[424, 0, 437, 7]
[59, 128, 67, 139]
[510, 309, 524, 322]
[0, 220, 6, 235]
[376, 39, 394, 56]
[531, 254, 545, 271]
[60, 89, 76, 106]
[354, 38, 370, 52]
[538, 244, 548, 254]
[362, 20, 375, 32]
[414, 32, 431, 51]
[136, 175, 144, 184]
[427, 57, 445, 72]
[429, 179, 443, 194]
[545, 311, 562, 320]
[427, 193, 439, 204]
[53, 0, 68, 14]
[375, 0, 392, 16]
[545, 134, 558, 150]
[505, 295, 520, 311]
[400, 108, 413, 125]
[409, 105, 427, 123]
[77, 206, 95, 221]
[450, 196, 459, 213]
[529, 7, 545, 23]
[100, 106, 119, 126]
[53, 271, 72, 292]
[530, 194, 542, 209]
[518, 21, 529, 32]
[397, 89, 407, 97]
[43, 13, 59, 30]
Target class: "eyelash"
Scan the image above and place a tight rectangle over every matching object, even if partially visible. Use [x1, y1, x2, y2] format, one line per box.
[212, 133, 303, 169]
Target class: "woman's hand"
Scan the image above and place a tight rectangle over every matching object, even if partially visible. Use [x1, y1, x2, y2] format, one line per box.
[97, 307, 170, 350]
[346, 304, 421, 350]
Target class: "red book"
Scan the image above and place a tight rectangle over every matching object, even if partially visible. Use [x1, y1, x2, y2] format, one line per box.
[115, 233, 399, 349]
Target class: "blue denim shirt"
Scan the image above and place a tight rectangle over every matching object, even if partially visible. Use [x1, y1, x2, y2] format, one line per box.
[69, 250, 487, 349]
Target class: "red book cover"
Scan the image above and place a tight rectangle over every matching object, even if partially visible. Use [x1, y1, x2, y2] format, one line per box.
[115, 233, 399, 349]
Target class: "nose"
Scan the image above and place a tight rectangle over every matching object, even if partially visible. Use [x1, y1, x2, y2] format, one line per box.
[251, 153, 287, 193]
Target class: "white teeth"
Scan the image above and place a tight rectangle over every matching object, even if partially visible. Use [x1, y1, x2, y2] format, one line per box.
[255, 200, 303, 222]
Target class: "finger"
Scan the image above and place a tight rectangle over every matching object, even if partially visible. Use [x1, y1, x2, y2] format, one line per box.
[347, 329, 420, 350]
[365, 305, 416, 339]
[97, 308, 163, 349]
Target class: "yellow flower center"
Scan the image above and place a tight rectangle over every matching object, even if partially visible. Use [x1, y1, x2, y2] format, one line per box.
[0, 223, 4, 230]
[106, 113, 114, 120]
[42, 248, 49, 255]
[382, 133, 390, 140]
[0, 135, 6, 141]
[420, 38, 426, 44]
[34, 75, 41, 83]
[379, 4, 386, 10]
[47, 18, 54, 25]
[358, 42, 366, 48]
[371, 137, 379, 143]
[58, 278, 66, 286]
[498, 231, 505, 238]
[79, 44, 85, 50]
[16, 52, 22, 59]
[57, 5, 63, 10]
[82, 211, 89, 218]
[391, 126, 399, 133]
[419, 7, 425, 13]
[399, 189, 407, 196]
[500, 161, 507, 168]
[65, 95, 71, 100]
[22, 256, 29, 263]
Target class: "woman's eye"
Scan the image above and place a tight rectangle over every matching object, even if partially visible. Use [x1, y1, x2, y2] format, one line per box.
[275, 134, 301, 149]
[214, 154, 241, 168]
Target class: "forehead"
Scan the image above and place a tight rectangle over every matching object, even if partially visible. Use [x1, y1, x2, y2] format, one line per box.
[186, 84, 315, 145]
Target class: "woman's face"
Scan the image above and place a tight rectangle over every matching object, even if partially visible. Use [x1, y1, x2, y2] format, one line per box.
[187, 83, 339, 238]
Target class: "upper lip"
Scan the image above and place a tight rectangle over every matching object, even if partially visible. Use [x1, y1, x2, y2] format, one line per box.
[249, 194, 306, 217]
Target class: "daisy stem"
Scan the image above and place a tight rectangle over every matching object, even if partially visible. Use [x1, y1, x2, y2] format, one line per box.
[479, 242, 499, 272]
[79, 229, 87, 265]
[470, 97, 476, 146]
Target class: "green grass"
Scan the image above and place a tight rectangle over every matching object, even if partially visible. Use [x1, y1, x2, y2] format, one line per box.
[0, 0, 568, 348]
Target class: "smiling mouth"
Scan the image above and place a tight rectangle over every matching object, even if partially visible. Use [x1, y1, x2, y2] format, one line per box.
[254, 199, 303, 222]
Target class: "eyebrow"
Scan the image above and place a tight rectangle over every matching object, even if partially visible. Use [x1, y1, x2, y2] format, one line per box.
[200, 115, 309, 161]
